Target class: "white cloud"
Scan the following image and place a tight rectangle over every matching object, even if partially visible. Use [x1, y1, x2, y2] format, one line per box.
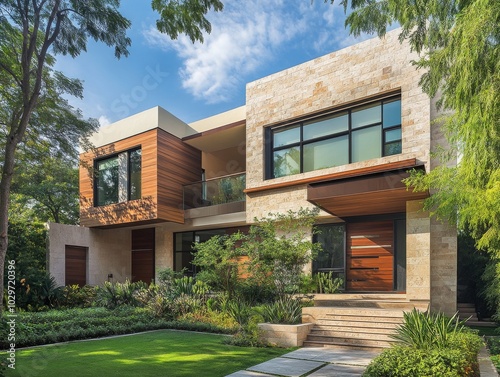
[144, 0, 372, 103]
[144, 0, 313, 103]
[98, 115, 111, 127]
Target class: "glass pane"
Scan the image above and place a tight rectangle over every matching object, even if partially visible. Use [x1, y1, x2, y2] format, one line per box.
[351, 102, 381, 129]
[313, 224, 345, 271]
[273, 147, 300, 178]
[303, 135, 349, 172]
[352, 125, 382, 162]
[385, 128, 401, 142]
[175, 232, 194, 251]
[129, 149, 141, 200]
[384, 141, 402, 156]
[303, 113, 348, 140]
[96, 156, 119, 206]
[383, 99, 401, 128]
[273, 126, 300, 148]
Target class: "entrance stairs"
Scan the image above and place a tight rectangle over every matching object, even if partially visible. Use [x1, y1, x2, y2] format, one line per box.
[458, 302, 497, 328]
[302, 294, 429, 350]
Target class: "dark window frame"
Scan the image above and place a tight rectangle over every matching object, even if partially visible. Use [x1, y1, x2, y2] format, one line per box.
[266, 95, 402, 179]
[94, 146, 142, 207]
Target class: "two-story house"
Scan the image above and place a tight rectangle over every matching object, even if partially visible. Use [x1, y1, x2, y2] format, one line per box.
[48, 29, 457, 324]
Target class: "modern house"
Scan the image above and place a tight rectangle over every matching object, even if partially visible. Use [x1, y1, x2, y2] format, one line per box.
[48, 29, 457, 346]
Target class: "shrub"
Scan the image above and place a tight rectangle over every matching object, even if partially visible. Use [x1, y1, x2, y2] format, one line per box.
[59, 284, 97, 308]
[258, 295, 303, 325]
[225, 299, 253, 328]
[363, 345, 479, 377]
[391, 308, 467, 349]
[94, 280, 146, 309]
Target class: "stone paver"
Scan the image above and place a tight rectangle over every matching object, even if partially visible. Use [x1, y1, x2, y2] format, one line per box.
[225, 371, 274, 377]
[307, 363, 366, 377]
[284, 347, 380, 366]
[248, 357, 325, 377]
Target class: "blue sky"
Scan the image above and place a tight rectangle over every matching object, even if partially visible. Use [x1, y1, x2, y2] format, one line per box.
[55, 0, 373, 126]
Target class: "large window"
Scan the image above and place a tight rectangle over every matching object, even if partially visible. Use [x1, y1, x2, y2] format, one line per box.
[95, 148, 141, 206]
[266, 96, 401, 179]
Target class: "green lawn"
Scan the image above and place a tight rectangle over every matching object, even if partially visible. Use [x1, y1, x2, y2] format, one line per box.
[7, 330, 292, 377]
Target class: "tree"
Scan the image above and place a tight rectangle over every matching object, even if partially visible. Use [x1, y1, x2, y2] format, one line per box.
[333, 1, 499, 251]
[333, 0, 499, 309]
[0, 0, 224, 310]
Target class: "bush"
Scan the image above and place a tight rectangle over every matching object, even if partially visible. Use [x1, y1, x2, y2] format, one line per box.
[59, 285, 97, 308]
[94, 280, 146, 309]
[391, 308, 467, 349]
[363, 343, 479, 377]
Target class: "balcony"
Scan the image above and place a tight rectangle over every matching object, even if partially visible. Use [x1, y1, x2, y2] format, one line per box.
[183, 172, 246, 218]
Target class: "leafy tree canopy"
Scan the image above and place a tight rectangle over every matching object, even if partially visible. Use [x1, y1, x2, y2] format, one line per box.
[333, 0, 499, 251]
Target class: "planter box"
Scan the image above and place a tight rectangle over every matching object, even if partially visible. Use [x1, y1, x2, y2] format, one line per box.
[258, 323, 314, 347]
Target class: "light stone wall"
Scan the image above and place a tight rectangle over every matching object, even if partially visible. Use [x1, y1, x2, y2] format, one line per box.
[47, 222, 130, 286]
[246, 29, 431, 217]
[156, 224, 174, 275]
[406, 201, 431, 303]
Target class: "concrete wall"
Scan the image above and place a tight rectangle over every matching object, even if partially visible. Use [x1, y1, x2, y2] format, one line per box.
[48, 222, 130, 286]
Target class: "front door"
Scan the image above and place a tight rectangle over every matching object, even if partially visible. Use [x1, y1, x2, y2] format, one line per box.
[346, 221, 394, 291]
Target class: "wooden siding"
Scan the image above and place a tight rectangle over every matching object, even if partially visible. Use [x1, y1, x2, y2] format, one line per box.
[80, 129, 202, 227]
[131, 228, 155, 283]
[346, 221, 394, 291]
[65, 246, 87, 287]
[157, 130, 203, 224]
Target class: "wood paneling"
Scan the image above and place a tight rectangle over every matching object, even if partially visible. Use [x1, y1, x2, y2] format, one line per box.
[80, 128, 202, 227]
[307, 166, 428, 218]
[245, 158, 419, 194]
[346, 221, 394, 291]
[157, 130, 202, 224]
[65, 246, 87, 287]
[131, 228, 155, 283]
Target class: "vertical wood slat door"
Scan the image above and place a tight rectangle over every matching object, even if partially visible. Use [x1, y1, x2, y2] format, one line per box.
[131, 228, 155, 283]
[346, 221, 394, 291]
[65, 246, 87, 287]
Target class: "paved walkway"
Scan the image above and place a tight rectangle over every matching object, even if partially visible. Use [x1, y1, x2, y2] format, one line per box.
[226, 347, 381, 377]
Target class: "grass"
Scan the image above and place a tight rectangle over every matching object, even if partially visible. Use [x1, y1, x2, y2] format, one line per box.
[6, 330, 292, 377]
[485, 336, 500, 373]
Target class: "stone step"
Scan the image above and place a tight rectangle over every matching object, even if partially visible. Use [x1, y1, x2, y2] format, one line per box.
[303, 340, 389, 351]
[465, 320, 497, 327]
[304, 335, 395, 348]
[314, 299, 428, 310]
[457, 303, 475, 309]
[313, 324, 399, 334]
[314, 319, 401, 329]
[310, 293, 407, 301]
[310, 329, 395, 339]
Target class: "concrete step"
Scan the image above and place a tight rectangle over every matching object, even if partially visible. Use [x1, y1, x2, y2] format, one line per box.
[313, 324, 398, 334]
[457, 303, 475, 309]
[314, 299, 428, 310]
[310, 329, 395, 339]
[304, 335, 395, 349]
[303, 340, 389, 351]
[314, 319, 401, 329]
[464, 320, 497, 327]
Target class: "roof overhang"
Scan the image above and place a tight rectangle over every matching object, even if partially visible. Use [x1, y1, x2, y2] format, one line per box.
[307, 164, 428, 218]
[183, 120, 245, 152]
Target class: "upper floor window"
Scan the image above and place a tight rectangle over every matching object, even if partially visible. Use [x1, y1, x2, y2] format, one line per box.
[266, 96, 402, 179]
[95, 148, 142, 206]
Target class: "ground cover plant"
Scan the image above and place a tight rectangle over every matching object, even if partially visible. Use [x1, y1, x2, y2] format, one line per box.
[485, 336, 500, 373]
[5, 330, 292, 377]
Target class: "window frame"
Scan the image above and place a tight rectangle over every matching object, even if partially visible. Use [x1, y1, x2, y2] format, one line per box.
[266, 95, 402, 179]
[93, 146, 142, 207]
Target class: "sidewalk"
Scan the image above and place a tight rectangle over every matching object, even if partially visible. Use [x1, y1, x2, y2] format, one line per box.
[226, 347, 380, 377]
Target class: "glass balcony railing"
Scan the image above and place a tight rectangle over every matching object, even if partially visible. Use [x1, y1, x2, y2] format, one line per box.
[183, 172, 246, 209]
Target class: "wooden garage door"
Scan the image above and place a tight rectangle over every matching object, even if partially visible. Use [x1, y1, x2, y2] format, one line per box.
[65, 246, 87, 287]
[131, 228, 155, 283]
[346, 221, 394, 291]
